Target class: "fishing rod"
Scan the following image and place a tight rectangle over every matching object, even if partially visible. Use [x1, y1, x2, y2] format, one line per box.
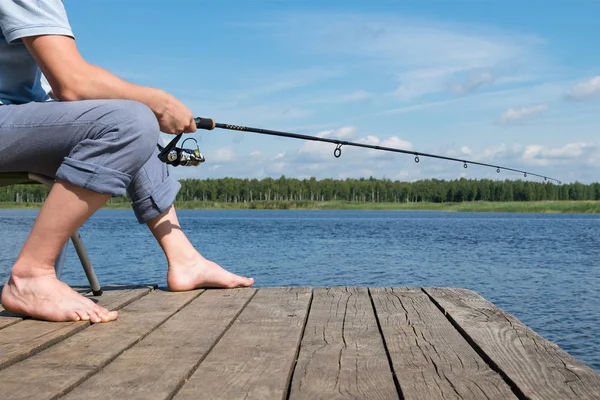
[157, 117, 562, 184]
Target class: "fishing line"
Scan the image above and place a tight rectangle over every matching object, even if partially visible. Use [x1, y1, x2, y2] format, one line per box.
[157, 117, 562, 184]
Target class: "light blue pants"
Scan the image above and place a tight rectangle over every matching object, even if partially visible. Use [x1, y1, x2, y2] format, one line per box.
[0, 99, 181, 223]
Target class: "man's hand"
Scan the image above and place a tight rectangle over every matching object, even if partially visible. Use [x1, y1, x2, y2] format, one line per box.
[148, 90, 197, 134]
[22, 34, 196, 135]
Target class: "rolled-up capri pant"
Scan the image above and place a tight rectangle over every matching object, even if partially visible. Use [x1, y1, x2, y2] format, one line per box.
[0, 99, 181, 223]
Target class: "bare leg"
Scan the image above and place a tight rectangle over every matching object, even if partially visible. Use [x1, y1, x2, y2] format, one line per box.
[147, 205, 254, 291]
[1, 181, 119, 323]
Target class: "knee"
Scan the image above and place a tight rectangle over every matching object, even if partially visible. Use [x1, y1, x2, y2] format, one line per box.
[110, 100, 160, 157]
[92, 100, 160, 168]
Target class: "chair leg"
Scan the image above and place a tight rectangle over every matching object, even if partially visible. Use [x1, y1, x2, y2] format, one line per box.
[71, 231, 103, 296]
[54, 242, 68, 278]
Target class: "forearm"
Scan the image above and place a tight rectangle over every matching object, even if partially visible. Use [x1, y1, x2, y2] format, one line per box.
[55, 62, 163, 110]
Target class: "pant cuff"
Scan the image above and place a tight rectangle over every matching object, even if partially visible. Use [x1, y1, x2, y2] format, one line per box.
[55, 157, 132, 196]
[131, 176, 181, 224]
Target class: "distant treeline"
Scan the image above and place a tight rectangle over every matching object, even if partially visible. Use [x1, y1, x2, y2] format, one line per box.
[2, 177, 599, 204]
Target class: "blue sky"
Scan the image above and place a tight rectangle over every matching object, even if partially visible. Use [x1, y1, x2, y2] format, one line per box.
[63, 0, 600, 184]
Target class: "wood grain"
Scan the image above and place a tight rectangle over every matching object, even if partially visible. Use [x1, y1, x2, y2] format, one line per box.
[62, 288, 256, 400]
[173, 287, 312, 400]
[0, 288, 200, 400]
[424, 287, 600, 400]
[0, 285, 152, 371]
[370, 287, 517, 400]
[289, 287, 398, 400]
[0, 309, 23, 330]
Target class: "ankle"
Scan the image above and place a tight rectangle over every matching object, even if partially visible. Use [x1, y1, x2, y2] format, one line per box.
[166, 249, 202, 268]
[10, 258, 57, 281]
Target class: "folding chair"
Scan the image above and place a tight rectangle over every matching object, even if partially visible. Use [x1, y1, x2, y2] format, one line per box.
[0, 172, 102, 295]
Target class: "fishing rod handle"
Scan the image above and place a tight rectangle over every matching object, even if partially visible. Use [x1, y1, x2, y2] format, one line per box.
[194, 117, 216, 130]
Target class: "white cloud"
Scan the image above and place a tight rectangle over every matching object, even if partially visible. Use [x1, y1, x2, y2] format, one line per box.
[383, 137, 413, 149]
[297, 141, 337, 160]
[340, 91, 373, 102]
[361, 135, 381, 145]
[362, 81, 564, 119]
[210, 147, 236, 162]
[308, 16, 530, 68]
[498, 104, 548, 124]
[311, 126, 358, 140]
[299, 90, 373, 105]
[449, 70, 495, 94]
[327, 126, 357, 139]
[393, 67, 463, 100]
[566, 76, 600, 101]
[468, 142, 598, 178]
[232, 67, 345, 101]
[293, 128, 413, 163]
[279, 14, 544, 101]
[523, 143, 589, 160]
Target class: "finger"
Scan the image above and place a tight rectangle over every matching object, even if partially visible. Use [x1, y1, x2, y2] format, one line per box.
[159, 122, 177, 135]
[184, 117, 197, 133]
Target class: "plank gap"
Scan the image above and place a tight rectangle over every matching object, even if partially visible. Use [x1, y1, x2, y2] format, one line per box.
[0, 286, 154, 372]
[55, 288, 205, 400]
[0, 315, 24, 331]
[284, 288, 314, 400]
[166, 288, 259, 400]
[421, 288, 528, 400]
[368, 287, 405, 400]
[172, 287, 313, 400]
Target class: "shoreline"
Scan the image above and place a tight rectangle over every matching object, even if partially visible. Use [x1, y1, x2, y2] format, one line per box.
[2, 200, 600, 213]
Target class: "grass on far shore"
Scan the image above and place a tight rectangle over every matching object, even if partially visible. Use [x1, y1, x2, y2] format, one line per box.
[2, 200, 600, 213]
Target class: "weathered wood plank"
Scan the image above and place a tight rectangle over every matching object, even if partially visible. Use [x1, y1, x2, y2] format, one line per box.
[173, 287, 312, 400]
[288, 287, 398, 400]
[0, 288, 200, 400]
[0, 285, 152, 371]
[424, 287, 600, 400]
[0, 312, 22, 330]
[62, 288, 256, 400]
[0, 307, 23, 330]
[370, 288, 517, 400]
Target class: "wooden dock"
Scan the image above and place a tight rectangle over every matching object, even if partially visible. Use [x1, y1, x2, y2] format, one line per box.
[1, 285, 599, 399]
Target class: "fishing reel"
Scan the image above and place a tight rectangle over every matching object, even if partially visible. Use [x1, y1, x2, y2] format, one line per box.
[157, 133, 205, 167]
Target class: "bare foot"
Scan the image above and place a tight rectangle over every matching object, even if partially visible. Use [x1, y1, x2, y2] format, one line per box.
[167, 253, 254, 291]
[1, 274, 118, 323]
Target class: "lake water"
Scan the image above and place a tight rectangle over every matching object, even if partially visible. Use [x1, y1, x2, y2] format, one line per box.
[1, 208, 599, 372]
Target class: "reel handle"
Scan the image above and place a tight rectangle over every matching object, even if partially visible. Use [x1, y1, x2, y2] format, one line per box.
[194, 117, 216, 130]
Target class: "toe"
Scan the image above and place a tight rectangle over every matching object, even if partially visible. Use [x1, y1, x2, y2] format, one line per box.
[75, 310, 90, 321]
[90, 315, 102, 324]
[99, 310, 119, 322]
[88, 310, 103, 323]
[93, 305, 117, 323]
[67, 311, 81, 322]
[239, 277, 254, 287]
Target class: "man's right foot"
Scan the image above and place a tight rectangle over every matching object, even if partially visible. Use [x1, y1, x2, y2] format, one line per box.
[1, 274, 117, 323]
[167, 252, 254, 291]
